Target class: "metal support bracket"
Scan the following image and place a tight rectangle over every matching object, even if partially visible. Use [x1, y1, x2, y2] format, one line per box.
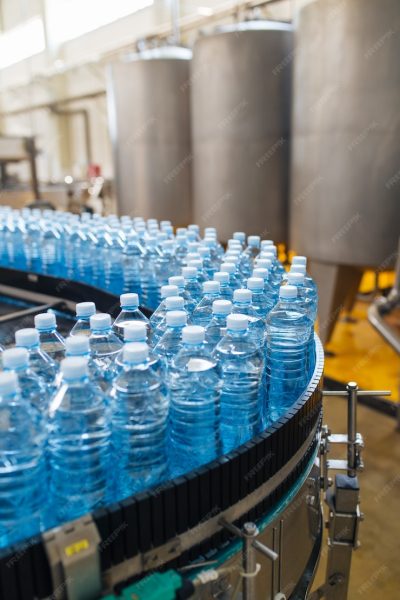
[43, 515, 102, 600]
[313, 382, 390, 599]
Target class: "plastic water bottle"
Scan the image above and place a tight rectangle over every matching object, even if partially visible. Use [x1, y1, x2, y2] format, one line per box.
[156, 240, 179, 288]
[169, 275, 197, 314]
[114, 322, 166, 378]
[286, 272, 315, 320]
[265, 285, 313, 422]
[110, 343, 169, 498]
[103, 224, 124, 295]
[220, 262, 241, 291]
[243, 235, 260, 265]
[253, 267, 278, 309]
[70, 301, 96, 337]
[154, 310, 187, 365]
[15, 328, 58, 393]
[202, 237, 221, 271]
[213, 271, 233, 300]
[247, 277, 271, 319]
[149, 285, 179, 333]
[141, 237, 161, 310]
[150, 296, 185, 346]
[233, 231, 246, 246]
[290, 259, 318, 312]
[41, 219, 61, 276]
[24, 216, 42, 273]
[122, 230, 143, 295]
[191, 281, 221, 326]
[198, 247, 216, 279]
[182, 266, 202, 304]
[0, 371, 46, 548]
[2, 348, 49, 412]
[112, 293, 150, 340]
[169, 326, 221, 476]
[47, 357, 110, 526]
[89, 313, 123, 388]
[232, 289, 265, 348]
[175, 231, 189, 265]
[187, 259, 207, 286]
[65, 335, 104, 388]
[204, 299, 232, 351]
[34, 312, 66, 362]
[214, 314, 263, 453]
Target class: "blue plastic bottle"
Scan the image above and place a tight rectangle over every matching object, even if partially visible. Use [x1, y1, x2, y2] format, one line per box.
[151, 296, 185, 345]
[213, 271, 233, 301]
[104, 224, 124, 295]
[214, 314, 263, 453]
[154, 310, 187, 365]
[41, 219, 61, 276]
[24, 216, 42, 273]
[65, 335, 104, 388]
[149, 285, 179, 333]
[253, 267, 278, 310]
[220, 262, 241, 292]
[89, 313, 123, 389]
[285, 271, 316, 375]
[182, 266, 202, 304]
[190, 281, 221, 327]
[0, 371, 46, 548]
[47, 357, 111, 526]
[2, 347, 49, 412]
[169, 275, 197, 314]
[204, 299, 232, 351]
[122, 230, 143, 295]
[110, 343, 169, 498]
[232, 289, 265, 349]
[187, 259, 207, 286]
[243, 235, 260, 268]
[265, 285, 314, 422]
[169, 326, 221, 476]
[15, 328, 59, 393]
[34, 312, 66, 362]
[112, 293, 150, 340]
[70, 301, 96, 337]
[141, 237, 162, 310]
[156, 240, 179, 288]
[247, 276, 271, 319]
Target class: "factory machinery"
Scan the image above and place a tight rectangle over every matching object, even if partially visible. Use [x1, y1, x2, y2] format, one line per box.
[0, 267, 391, 600]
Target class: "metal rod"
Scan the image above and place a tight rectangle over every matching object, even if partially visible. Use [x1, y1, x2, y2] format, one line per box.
[347, 382, 358, 476]
[0, 302, 60, 324]
[252, 539, 278, 562]
[323, 390, 391, 397]
[242, 523, 258, 600]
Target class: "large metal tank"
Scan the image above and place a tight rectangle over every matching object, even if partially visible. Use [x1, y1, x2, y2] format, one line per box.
[107, 47, 192, 223]
[191, 22, 293, 242]
[290, 0, 400, 343]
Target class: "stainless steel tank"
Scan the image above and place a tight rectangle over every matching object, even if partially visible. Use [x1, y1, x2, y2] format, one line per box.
[191, 22, 293, 242]
[290, 0, 400, 344]
[107, 47, 192, 223]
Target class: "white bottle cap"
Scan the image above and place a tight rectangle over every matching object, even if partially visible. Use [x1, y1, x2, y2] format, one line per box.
[90, 313, 112, 331]
[248, 235, 260, 247]
[15, 328, 39, 347]
[187, 259, 203, 270]
[261, 239, 274, 247]
[66, 335, 90, 356]
[166, 310, 187, 327]
[287, 272, 305, 285]
[165, 296, 185, 310]
[203, 238, 216, 248]
[269, 246, 277, 256]
[123, 322, 147, 342]
[255, 259, 272, 269]
[76, 302, 96, 317]
[182, 267, 197, 279]
[225, 248, 241, 255]
[0, 371, 18, 395]
[213, 271, 229, 284]
[259, 252, 274, 260]
[233, 232, 246, 242]
[198, 247, 210, 257]
[204, 227, 217, 235]
[227, 239, 241, 248]
[253, 267, 268, 280]
[234, 289, 252, 304]
[161, 285, 179, 299]
[161, 239, 174, 250]
[292, 255, 307, 266]
[290, 264, 306, 275]
[169, 275, 185, 287]
[176, 227, 187, 235]
[227, 313, 248, 331]
[280, 285, 297, 299]
[123, 342, 149, 364]
[34, 312, 56, 330]
[247, 277, 264, 291]
[120, 293, 139, 308]
[188, 224, 200, 233]
[203, 281, 220, 294]
[61, 357, 88, 380]
[3, 347, 29, 369]
[220, 263, 235, 274]
[212, 299, 232, 315]
[186, 252, 201, 262]
[182, 325, 205, 344]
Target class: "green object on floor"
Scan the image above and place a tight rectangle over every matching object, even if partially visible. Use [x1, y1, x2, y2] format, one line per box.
[102, 569, 183, 599]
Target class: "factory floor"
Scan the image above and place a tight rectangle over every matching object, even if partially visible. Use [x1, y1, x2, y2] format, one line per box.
[312, 395, 400, 599]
